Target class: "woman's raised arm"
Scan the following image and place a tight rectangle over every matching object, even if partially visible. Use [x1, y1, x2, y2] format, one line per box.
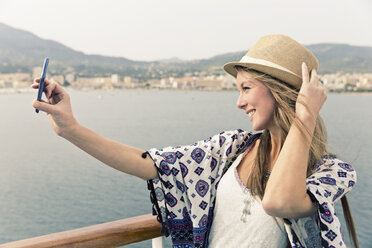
[262, 63, 327, 218]
[31, 78, 158, 181]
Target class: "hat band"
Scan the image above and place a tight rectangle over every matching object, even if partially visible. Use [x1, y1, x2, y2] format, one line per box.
[239, 56, 298, 77]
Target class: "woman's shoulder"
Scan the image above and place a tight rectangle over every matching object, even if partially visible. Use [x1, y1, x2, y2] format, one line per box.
[306, 154, 356, 204]
[148, 129, 261, 162]
[311, 154, 356, 175]
[215, 129, 261, 143]
[210, 129, 262, 158]
[215, 129, 252, 137]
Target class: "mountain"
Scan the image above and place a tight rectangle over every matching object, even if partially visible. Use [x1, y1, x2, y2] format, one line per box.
[187, 45, 372, 74]
[0, 23, 151, 78]
[307, 43, 372, 73]
[157, 57, 185, 64]
[0, 22, 371, 79]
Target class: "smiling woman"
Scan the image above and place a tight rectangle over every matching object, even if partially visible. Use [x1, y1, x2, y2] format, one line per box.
[232, 65, 328, 222]
[31, 34, 358, 248]
[147, 34, 358, 248]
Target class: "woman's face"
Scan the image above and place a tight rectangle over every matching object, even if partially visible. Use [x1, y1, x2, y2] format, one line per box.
[236, 70, 276, 131]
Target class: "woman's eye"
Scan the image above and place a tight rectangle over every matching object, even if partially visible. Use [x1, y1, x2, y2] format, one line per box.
[242, 86, 251, 91]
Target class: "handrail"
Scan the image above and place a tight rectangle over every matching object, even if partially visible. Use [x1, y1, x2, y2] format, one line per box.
[0, 214, 163, 248]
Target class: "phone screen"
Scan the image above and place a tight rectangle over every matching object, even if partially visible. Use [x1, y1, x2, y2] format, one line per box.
[36, 58, 49, 113]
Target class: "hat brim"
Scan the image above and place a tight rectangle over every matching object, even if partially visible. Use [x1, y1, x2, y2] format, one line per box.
[223, 61, 303, 89]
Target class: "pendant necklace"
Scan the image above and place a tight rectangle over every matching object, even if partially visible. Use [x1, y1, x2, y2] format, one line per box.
[240, 165, 271, 223]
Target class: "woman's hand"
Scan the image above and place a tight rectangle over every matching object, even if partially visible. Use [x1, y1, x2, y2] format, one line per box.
[31, 78, 79, 137]
[296, 62, 327, 128]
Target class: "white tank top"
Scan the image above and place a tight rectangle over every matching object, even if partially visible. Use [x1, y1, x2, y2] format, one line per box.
[208, 153, 288, 247]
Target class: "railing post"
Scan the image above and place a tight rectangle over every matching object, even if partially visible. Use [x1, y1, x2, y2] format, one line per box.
[152, 236, 163, 248]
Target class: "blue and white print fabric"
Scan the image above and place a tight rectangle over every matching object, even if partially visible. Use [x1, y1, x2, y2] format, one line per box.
[300, 155, 356, 247]
[146, 129, 356, 248]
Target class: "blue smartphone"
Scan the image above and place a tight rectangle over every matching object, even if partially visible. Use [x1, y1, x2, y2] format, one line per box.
[35, 58, 49, 113]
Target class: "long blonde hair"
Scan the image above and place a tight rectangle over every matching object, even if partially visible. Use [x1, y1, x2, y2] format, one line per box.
[235, 66, 359, 248]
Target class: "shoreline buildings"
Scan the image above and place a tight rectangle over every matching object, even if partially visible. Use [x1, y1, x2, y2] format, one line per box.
[1, 68, 372, 92]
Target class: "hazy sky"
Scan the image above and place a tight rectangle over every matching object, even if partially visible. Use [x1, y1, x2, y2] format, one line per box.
[0, 0, 371, 61]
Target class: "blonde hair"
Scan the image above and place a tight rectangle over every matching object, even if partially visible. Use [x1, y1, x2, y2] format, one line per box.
[235, 65, 359, 248]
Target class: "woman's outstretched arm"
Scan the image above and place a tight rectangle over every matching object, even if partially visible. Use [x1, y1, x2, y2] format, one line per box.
[31, 78, 158, 181]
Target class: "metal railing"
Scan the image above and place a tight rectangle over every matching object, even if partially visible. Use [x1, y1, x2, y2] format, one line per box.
[0, 214, 163, 248]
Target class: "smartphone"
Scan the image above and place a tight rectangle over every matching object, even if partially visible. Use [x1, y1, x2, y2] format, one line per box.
[35, 58, 49, 113]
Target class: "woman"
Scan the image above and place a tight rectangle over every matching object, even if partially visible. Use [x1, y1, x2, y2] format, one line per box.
[32, 34, 357, 247]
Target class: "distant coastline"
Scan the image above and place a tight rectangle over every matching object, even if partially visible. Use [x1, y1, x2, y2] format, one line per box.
[329, 91, 372, 95]
[1, 87, 372, 95]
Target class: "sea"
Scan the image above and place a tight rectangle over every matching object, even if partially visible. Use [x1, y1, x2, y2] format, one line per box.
[0, 89, 371, 247]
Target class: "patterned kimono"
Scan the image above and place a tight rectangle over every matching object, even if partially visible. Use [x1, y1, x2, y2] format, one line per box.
[146, 129, 357, 248]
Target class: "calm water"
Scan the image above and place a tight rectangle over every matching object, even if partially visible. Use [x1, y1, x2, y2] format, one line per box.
[0, 90, 371, 247]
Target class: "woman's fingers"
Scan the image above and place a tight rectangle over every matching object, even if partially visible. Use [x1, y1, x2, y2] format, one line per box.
[34, 77, 51, 85]
[32, 99, 56, 114]
[32, 78, 66, 99]
[301, 64, 322, 88]
[310, 69, 319, 85]
[301, 62, 310, 84]
[44, 82, 58, 99]
[33, 78, 52, 90]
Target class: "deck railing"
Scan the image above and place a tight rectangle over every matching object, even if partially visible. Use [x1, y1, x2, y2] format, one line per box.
[0, 214, 163, 248]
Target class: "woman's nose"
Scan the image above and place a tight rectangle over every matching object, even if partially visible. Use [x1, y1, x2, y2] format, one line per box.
[236, 94, 246, 109]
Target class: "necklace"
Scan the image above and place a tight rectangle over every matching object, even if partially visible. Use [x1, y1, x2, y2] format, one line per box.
[240, 168, 271, 223]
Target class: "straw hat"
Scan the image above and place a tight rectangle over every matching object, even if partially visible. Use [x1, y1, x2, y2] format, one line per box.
[223, 34, 318, 89]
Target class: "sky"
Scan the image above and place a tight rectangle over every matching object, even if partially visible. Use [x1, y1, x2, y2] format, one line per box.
[0, 0, 371, 61]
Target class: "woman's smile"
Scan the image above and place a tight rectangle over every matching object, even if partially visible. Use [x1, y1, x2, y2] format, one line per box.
[247, 109, 256, 120]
